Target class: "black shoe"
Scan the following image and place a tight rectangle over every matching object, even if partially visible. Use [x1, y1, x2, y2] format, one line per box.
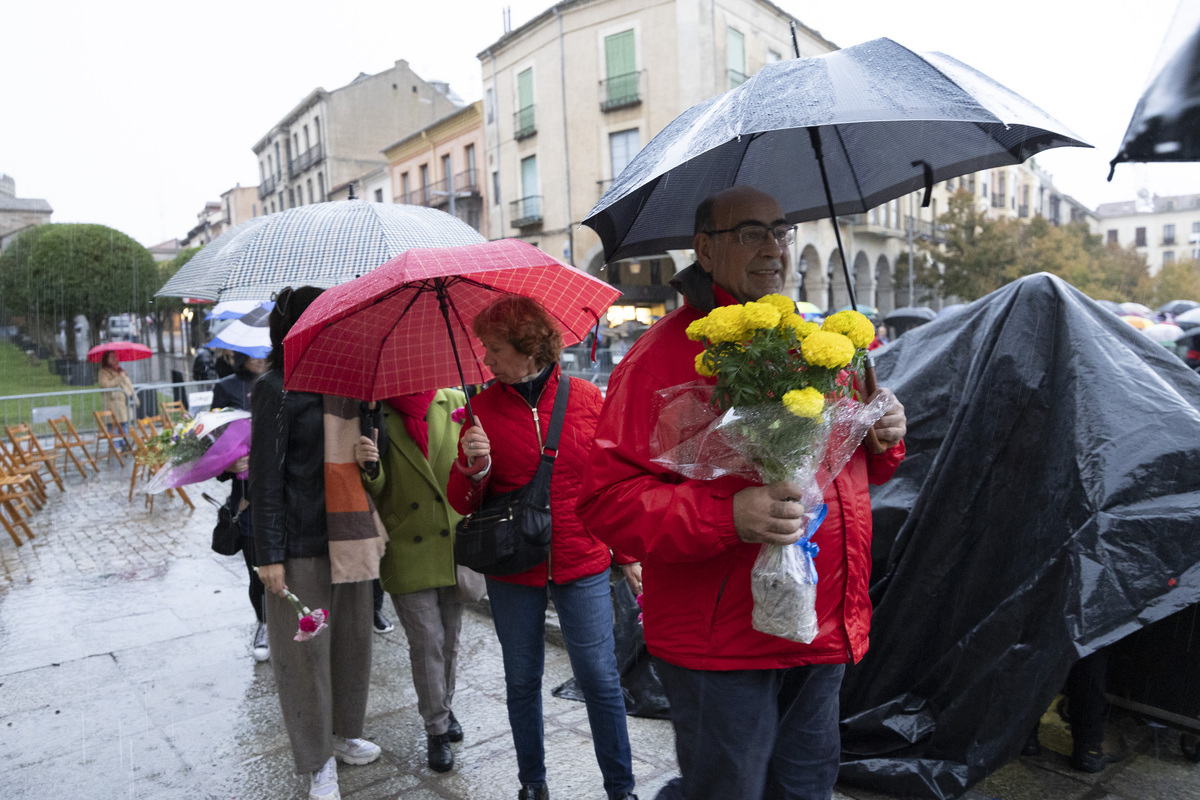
[1071, 744, 1106, 773]
[446, 710, 463, 743]
[373, 610, 394, 634]
[427, 733, 453, 772]
[518, 782, 549, 800]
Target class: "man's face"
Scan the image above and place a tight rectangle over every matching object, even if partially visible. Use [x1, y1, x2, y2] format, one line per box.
[694, 189, 790, 304]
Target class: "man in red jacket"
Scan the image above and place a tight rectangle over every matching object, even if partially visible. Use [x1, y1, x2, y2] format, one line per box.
[578, 187, 907, 800]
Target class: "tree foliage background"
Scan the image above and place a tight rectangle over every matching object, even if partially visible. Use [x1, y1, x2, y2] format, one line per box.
[0, 223, 160, 357]
[917, 190, 1200, 306]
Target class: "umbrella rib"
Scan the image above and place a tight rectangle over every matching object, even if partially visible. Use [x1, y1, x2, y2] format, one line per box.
[829, 125, 868, 209]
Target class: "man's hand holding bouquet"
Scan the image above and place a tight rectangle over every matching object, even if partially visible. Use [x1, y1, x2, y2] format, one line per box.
[651, 295, 891, 643]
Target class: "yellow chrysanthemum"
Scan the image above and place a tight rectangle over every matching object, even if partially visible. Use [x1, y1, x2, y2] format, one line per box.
[694, 351, 717, 377]
[782, 387, 825, 419]
[781, 313, 819, 340]
[801, 330, 856, 369]
[758, 293, 796, 315]
[703, 305, 747, 343]
[740, 301, 782, 332]
[821, 310, 875, 349]
[685, 318, 708, 342]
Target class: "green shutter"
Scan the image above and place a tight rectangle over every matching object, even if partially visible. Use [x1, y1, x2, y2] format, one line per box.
[605, 30, 636, 106]
[727, 28, 745, 87]
[517, 68, 535, 135]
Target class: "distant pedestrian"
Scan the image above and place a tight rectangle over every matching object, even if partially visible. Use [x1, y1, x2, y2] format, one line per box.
[97, 351, 134, 449]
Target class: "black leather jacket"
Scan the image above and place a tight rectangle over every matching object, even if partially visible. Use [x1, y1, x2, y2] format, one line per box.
[249, 369, 327, 565]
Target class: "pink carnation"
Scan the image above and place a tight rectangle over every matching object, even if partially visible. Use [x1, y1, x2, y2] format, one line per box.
[451, 407, 467, 424]
[293, 608, 329, 642]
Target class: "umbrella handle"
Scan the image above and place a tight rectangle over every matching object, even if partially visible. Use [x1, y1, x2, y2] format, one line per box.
[862, 355, 887, 455]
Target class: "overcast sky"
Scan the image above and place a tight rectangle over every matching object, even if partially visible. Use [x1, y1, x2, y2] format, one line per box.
[4, 0, 1196, 248]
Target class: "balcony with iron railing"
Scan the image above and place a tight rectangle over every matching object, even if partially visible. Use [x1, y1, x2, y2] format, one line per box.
[905, 215, 946, 245]
[287, 143, 325, 180]
[454, 168, 479, 194]
[1163, 235, 1177, 246]
[991, 193, 1006, 209]
[258, 175, 276, 199]
[514, 105, 536, 141]
[600, 71, 644, 112]
[510, 195, 543, 228]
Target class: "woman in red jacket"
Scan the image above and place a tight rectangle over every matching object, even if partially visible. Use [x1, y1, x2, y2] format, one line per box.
[448, 296, 639, 800]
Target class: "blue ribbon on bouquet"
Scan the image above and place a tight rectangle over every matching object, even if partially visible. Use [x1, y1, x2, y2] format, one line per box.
[793, 503, 827, 584]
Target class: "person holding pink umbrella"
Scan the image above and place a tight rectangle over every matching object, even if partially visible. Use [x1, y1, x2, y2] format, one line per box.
[96, 350, 135, 449]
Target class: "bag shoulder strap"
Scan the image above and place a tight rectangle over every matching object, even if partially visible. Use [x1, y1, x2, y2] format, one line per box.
[542, 374, 570, 456]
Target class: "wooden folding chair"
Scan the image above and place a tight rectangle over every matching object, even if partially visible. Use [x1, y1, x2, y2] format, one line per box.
[0, 443, 46, 510]
[0, 477, 34, 546]
[128, 419, 194, 512]
[92, 410, 127, 467]
[48, 416, 99, 478]
[5, 423, 64, 492]
[160, 400, 190, 427]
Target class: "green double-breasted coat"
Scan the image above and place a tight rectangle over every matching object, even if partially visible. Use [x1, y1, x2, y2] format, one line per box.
[362, 390, 465, 596]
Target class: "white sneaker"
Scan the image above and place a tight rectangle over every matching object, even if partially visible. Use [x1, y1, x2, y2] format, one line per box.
[309, 756, 340, 800]
[252, 622, 270, 662]
[331, 736, 381, 765]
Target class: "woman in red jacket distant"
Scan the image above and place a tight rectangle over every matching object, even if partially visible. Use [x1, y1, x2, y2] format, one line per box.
[447, 296, 639, 800]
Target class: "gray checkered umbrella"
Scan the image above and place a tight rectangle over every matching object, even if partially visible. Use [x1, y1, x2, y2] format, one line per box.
[156, 201, 485, 302]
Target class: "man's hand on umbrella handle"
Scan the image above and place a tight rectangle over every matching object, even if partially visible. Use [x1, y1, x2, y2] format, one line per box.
[355, 435, 379, 470]
[257, 563, 287, 597]
[870, 387, 906, 447]
[733, 481, 806, 546]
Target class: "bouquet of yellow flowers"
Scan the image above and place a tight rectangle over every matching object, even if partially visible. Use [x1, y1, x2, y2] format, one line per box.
[651, 295, 891, 643]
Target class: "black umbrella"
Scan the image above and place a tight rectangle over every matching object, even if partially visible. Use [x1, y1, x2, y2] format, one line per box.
[884, 306, 937, 337]
[1159, 299, 1200, 316]
[1109, 0, 1200, 175]
[582, 36, 1090, 312]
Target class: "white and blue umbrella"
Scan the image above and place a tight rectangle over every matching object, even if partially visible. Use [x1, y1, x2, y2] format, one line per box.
[157, 201, 485, 302]
[206, 302, 272, 358]
[205, 300, 272, 320]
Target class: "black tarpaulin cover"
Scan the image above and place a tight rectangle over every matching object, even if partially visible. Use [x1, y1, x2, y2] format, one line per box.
[838, 273, 1200, 799]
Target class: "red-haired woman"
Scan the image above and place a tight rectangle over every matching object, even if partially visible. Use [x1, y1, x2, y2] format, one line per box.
[447, 295, 639, 800]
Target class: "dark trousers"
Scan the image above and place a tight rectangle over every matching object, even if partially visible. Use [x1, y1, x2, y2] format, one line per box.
[241, 543, 265, 623]
[1065, 650, 1109, 748]
[654, 659, 845, 800]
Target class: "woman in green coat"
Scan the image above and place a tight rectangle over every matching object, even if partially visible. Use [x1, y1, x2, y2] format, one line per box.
[355, 388, 470, 774]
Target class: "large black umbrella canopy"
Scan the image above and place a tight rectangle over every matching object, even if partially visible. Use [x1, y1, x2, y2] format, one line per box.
[1109, 0, 1200, 173]
[583, 37, 1090, 265]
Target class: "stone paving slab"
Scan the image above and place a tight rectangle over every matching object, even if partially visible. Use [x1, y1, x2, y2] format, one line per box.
[2, 460, 1198, 799]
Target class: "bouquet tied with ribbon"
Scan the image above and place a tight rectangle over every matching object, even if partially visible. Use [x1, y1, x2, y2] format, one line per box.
[650, 295, 890, 643]
[144, 409, 252, 494]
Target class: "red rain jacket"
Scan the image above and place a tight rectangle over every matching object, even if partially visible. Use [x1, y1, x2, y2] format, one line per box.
[447, 365, 628, 587]
[577, 281, 904, 671]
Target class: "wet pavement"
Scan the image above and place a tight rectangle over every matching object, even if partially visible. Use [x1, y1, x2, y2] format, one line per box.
[2, 460, 1198, 799]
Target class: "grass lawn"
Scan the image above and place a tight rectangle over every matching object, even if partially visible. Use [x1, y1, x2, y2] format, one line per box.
[0, 342, 75, 395]
[0, 342, 110, 435]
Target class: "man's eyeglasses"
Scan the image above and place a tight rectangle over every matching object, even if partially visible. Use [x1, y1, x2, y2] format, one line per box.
[704, 223, 796, 248]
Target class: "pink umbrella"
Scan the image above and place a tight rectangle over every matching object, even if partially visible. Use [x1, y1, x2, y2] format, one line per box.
[87, 341, 153, 363]
[283, 239, 621, 415]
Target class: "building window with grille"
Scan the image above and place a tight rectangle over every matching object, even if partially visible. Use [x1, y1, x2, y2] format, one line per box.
[1164, 251, 1175, 265]
[521, 155, 539, 219]
[401, 173, 410, 203]
[727, 28, 746, 87]
[485, 88, 495, 124]
[420, 164, 430, 203]
[288, 188, 296, 208]
[375, 188, 384, 203]
[1135, 227, 1147, 247]
[1107, 229, 1119, 245]
[307, 179, 314, 204]
[442, 154, 452, 188]
[313, 117, 320, 144]
[1164, 223, 1176, 244]
[492, 171, 500, 205]
[318, 173, 325, 202]
[609, 129, 640, 181]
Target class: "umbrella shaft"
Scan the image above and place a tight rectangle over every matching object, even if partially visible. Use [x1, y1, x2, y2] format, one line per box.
[807, 128, 857, 312]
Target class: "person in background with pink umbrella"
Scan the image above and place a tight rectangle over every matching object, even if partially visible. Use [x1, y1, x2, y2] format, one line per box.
[96, 350, 135, 449]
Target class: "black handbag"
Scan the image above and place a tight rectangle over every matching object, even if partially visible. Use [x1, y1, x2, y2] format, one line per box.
[203, 492, 243, 556]
[454, 374, 570, 576]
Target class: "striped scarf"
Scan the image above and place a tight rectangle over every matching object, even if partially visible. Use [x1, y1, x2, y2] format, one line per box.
[323, 395, 386, 584]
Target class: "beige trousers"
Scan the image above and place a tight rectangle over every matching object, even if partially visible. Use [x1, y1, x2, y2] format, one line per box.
[266, 555, 374, 773]
[391, 585, 464, 736]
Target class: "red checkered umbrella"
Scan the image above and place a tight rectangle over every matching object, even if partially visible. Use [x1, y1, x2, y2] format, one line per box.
[282, 239, 621, 413]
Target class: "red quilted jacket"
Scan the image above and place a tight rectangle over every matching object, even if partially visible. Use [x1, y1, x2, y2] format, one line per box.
[447, 365, 624, 587]
[577, 286, 904, 670]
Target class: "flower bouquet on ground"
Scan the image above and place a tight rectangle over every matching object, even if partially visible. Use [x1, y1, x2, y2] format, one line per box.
[143, 409, 252, 494]
[651, 295, 891, 643]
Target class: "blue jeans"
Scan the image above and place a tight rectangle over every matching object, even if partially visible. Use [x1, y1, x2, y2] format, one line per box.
[654, 660, 845, 800]
[487, 571, 635, 796]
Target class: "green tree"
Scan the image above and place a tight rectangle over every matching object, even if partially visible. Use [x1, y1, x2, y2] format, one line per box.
[1137, 258, 1200, 307]
[0, 223, 160, 358]
[150, 246, 200, 354]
